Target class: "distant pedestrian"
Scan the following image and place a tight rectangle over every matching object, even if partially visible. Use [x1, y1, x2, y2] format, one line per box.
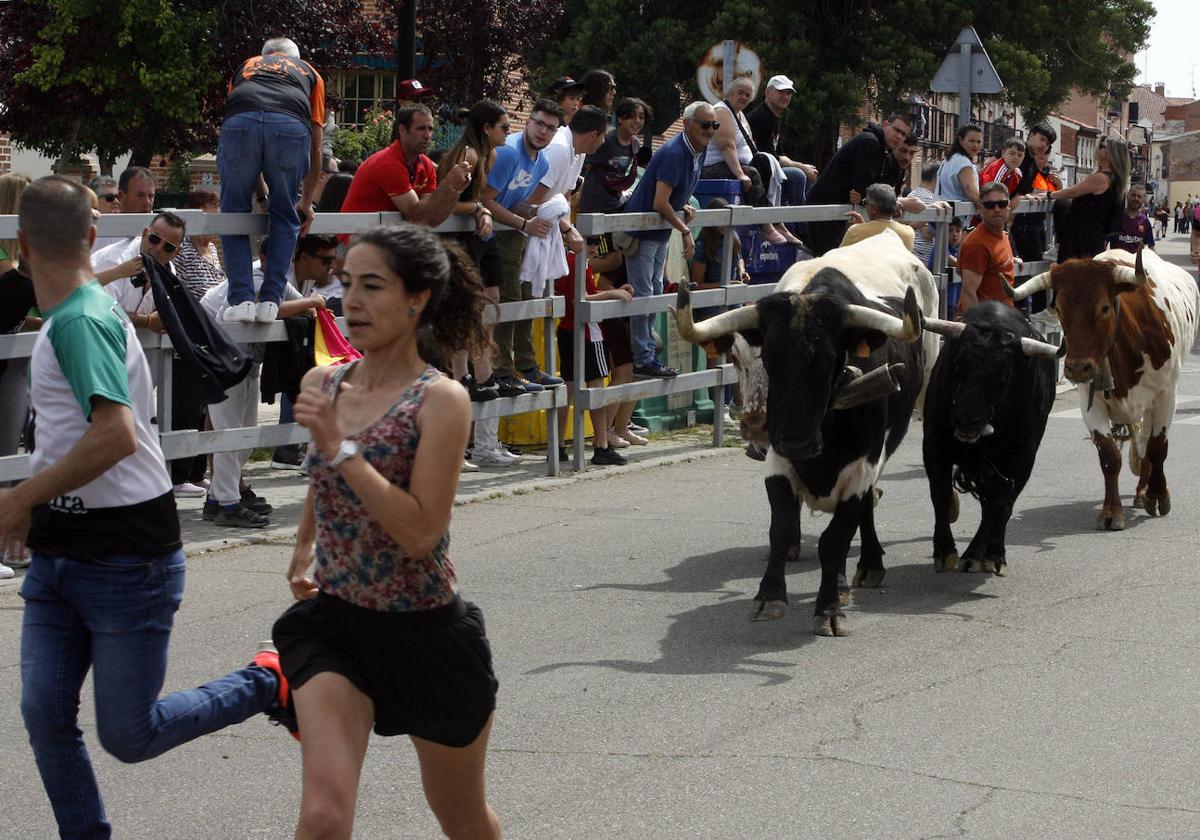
[278, 226, 500, 839]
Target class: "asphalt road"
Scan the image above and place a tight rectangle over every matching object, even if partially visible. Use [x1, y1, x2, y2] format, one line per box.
[3, 236, 1200, 839]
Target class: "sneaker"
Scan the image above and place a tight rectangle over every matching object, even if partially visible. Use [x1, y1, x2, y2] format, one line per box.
[5, 552, 30, 569]
[172, 482, 207, 498]
[591, 445, 627, 466]
[608, 434, 630, 449]
[721, 407, 734, 425]
[241, 485, 274, 516]
[202, 498, 219, 521]
[222, 300, 257, 323]
[270, 447, 306, 471]
[633, 362, 678, 379]
[255, 301, 279, 323]
[522, 366, 564, 387]
[215, 503, 269, 528]
[493, 374, 527, 397]
[617, 429, 649, 446]
[462, 373, 499, 402]
[462, 458, 480, 473]
[502, 443, 523, 456]
[627, 422, 649, 434]
[472, 445, 521, 467]
[0, 561, 13, 580]
[198, 478, 211, 490]
[514, 374, 544, 393]
[251, 642, 299, 741]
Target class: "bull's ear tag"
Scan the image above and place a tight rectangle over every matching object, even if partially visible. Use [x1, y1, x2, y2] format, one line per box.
[855, 339, 872, 358]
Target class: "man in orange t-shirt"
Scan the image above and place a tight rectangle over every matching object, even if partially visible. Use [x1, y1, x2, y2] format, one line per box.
[218, 37, 326, 323]
[956, 181, 1018, 315]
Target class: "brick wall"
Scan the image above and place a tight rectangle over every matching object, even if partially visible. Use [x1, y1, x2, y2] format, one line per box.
[0, 133, 10, 174]
[1168, 133, 1200, 181]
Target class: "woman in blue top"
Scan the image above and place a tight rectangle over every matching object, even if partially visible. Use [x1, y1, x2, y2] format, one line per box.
[936, 124, 983, 221]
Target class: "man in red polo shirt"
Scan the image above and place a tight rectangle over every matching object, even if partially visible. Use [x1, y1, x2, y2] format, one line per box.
[340, 103, 468, 225]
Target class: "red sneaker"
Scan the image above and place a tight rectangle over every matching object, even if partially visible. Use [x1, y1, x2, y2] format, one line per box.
[251, 642, 299, 741]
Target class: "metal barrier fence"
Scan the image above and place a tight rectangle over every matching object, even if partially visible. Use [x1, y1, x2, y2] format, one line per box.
[0, 197, 1055, 482]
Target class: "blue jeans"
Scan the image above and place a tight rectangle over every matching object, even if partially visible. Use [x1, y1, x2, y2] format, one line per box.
[20, 552, 278, 840]
[782, 166, 808, 206]
[218, 110, 312, 307]
[625, 237, 671, 367]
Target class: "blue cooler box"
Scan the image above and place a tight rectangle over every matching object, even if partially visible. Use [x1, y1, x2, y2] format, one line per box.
[693, 179, 743, 209]
[741, 228, 798, 282]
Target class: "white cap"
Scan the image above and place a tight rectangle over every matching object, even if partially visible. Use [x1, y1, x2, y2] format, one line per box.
[767, 75, 796, 92]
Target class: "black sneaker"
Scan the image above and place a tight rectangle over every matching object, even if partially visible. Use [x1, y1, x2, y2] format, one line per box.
[464, 374, 500, 402]
[270, 446, 305, 470]
[522, 366, 564, 387]
[215, 503, 270, 528]
[493, 374, 527, 397]
[202, 498, 219, 521]
[514, 374, 544, 393]
[241, 485, 274, 516]
[633, 362, 679, 379]
[591, 445, 628, 466]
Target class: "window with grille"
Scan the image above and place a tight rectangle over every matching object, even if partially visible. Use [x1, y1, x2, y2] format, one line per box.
[336, 74, 397, 127]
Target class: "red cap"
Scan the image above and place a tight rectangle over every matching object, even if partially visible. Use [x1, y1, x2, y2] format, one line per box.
[397, 79, 435, 99]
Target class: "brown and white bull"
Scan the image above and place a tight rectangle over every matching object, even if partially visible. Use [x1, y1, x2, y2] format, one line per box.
[1007, 247, 1199, 530]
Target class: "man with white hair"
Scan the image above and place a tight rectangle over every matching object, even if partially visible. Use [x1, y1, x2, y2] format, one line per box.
[217, 36, 325, 324]
[620, 100, 709, 378]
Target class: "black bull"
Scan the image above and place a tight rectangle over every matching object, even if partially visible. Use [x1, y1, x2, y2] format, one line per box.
[676, 269, 924, 637]
[922, 302, 1059, 575]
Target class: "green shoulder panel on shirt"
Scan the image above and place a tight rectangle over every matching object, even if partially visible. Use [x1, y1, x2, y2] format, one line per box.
[45, 281, 132, 419]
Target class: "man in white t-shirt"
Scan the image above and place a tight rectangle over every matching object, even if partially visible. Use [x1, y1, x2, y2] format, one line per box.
[91, 210, 187, 328]
[5, 176, 297, 840]
[527, 104, 608, 254]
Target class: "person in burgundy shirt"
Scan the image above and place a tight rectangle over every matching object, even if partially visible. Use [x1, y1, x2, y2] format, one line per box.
[1107, 182, 1155, 254]
[339, 103, 468, 226]
[956, 181, 1019, 315]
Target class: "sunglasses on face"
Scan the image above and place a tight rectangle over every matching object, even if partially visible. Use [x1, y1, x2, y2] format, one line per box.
[147, 231, 178, 254]
[697, 120, 720, 130]
[99, 193, 119, 203]
[980, 200, 1009, 210]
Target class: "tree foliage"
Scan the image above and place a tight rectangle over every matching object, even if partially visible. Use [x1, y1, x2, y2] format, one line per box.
[0, 0, 387, 170]
[534, 0, 1153, 161]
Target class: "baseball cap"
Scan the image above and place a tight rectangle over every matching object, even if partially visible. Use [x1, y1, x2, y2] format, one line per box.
[397, 79, 434, 99]
[548, 76, 586, 97]
[766, 75, 796, 92]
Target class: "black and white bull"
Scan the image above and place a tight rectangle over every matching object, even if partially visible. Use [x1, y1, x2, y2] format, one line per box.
[675, 269, 924, 637]
[922, 302, 1061, 575]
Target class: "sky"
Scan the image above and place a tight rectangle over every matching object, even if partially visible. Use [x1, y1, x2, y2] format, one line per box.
[1137, 0, 1197, 99]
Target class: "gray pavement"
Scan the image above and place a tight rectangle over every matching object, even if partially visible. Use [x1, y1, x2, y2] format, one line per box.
[3, 234, 1200, 839]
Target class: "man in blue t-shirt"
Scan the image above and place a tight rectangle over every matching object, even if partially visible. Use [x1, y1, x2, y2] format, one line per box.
[482, 98, 566, 397]
[621, 100, 713, 377]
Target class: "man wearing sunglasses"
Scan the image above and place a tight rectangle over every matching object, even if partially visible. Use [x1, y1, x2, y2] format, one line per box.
[955, 181, 1019, 315]
[91, 211, 186, 330]
[89, 174, 129, 254]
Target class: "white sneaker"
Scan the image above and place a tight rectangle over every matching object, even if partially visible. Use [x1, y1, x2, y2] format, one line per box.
[255, 301, 279, 323]
[172, 482, 207, 498]
[618, 429, 649, 446]
[722, 408, 734, 425]
[472, 445, 521, 467]
[608, 434, 630, 449]
[0, 561, 13, 580]
[462, 458, 480, 473]
[222, 301, 257, 323]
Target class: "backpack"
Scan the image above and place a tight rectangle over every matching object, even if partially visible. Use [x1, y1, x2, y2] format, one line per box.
[144, 256, 252, 404]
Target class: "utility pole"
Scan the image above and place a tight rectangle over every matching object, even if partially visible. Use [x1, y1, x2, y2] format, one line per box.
[397, 0, 417, 83]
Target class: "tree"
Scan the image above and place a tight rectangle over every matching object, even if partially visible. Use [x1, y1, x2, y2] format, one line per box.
[0, 0, 387, 171]
[533, 0, 1153, 164]
[376, 0, 566, 109]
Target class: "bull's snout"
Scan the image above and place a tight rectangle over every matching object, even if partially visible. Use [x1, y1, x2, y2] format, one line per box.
[1063, 357, 1097, 383]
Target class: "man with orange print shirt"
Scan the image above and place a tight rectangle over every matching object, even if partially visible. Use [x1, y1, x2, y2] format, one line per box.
[218, 37, 325, 324]
[339, 102, 469, 226]
[956, 181, 1019, 315]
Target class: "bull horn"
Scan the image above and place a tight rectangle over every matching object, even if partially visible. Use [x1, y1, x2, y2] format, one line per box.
[673, 282, 761, 343]
[843, 286, 922, 342]
[922, 316, 967, 338]
[1019, 337, 1064, 359]
[1112, 247, 1149, 289]
[1006, 271, 1052, 301]
[832, 363, 905, 410]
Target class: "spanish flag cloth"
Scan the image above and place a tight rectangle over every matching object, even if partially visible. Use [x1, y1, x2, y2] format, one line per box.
[313, 308, 362, 367]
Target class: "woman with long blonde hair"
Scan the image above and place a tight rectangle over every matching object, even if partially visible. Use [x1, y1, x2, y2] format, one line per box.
[1051, 135, 1130, 261]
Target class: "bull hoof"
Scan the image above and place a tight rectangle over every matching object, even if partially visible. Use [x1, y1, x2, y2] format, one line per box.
[752, 599, 787, 622]
[852, 567, 885, 588]
[933, 552, 958, 573]
[1096, 511, 1126, 531]
[1132, 493, 1147, 510]
[813, 612, 850, 637]
[991, 558, 1008, 577]
[949, 490, 960, 524]
[1146, 495, 1171, 517]
[960, 557, 987, 573]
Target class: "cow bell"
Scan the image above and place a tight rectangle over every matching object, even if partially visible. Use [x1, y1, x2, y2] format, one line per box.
[832, 363, 905, 410]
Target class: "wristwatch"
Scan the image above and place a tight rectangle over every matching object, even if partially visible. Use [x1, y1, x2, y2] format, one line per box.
[329, 439, 361, 468]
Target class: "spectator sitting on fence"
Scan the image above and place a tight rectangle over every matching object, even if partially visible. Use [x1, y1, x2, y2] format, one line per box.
[936, 123, 984, 222]
[805, 113, 913, 256]
[701, 77, 797, 245]
[555, 244, 632, 467]
[200, 238, 327, 528]
[92, 210, 188, 332]
[840, 183, 916, 251]
[979, 136, 1025, 201]
[339, 103, 470, 227]
[746, 75, 819, 217]
[621, 100, 711, 379]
